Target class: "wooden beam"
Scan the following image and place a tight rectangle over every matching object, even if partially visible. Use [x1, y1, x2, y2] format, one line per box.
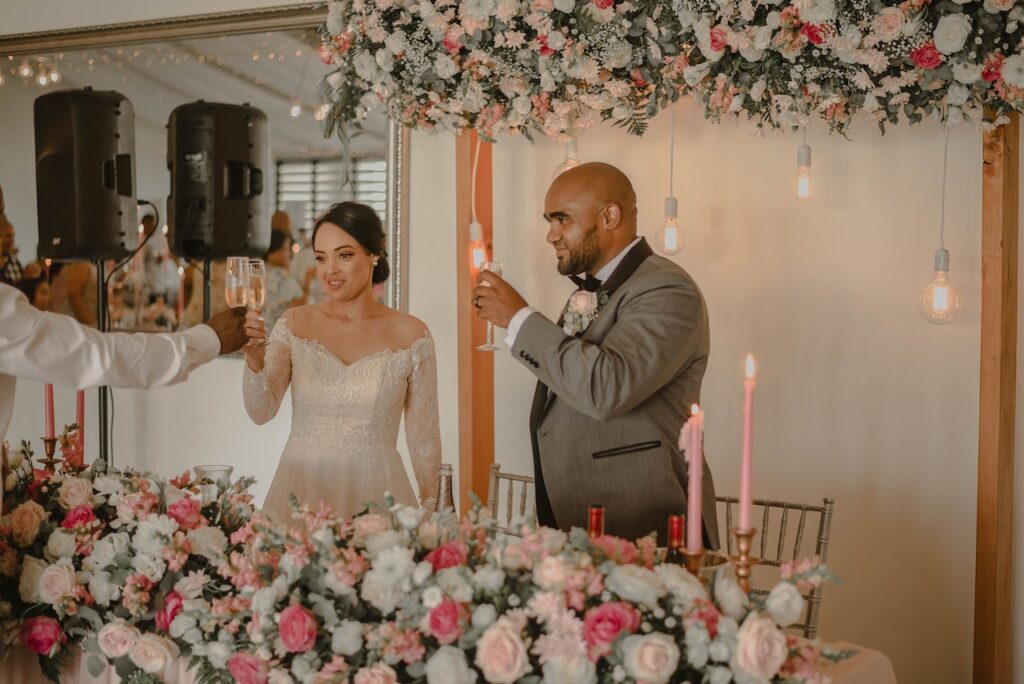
[455, 131, 494, 515]
[975, 112, 1018, 684]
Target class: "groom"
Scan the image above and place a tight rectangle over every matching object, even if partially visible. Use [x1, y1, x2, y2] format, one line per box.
[473, 162, 718, 547]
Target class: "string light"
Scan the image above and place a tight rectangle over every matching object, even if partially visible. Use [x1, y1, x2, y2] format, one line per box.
[18, 61, 32, 79]
[920, 130, 960, 324]
[654, 107, 684, 256]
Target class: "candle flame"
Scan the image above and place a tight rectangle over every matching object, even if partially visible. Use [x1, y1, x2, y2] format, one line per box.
[690, 403, 700, 416]
[745, 354, 756, 380]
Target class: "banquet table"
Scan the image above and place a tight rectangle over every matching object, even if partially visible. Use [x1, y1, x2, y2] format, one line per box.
[5, 639, 897, 683]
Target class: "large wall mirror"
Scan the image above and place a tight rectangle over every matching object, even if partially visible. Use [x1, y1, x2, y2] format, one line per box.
[0, 3, 409, 333]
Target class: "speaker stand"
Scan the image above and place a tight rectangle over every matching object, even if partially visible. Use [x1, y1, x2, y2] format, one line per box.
[94, 260, 111, 466]
[203, 259, 212, 323]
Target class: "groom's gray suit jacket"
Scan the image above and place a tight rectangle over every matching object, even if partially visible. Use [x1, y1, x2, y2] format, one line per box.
[512, 238, 719, 547]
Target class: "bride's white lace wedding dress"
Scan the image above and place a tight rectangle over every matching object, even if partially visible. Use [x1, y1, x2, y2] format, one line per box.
[243, 315, 441, 520]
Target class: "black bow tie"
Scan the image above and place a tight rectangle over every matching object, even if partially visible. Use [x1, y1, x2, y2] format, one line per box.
[569, 274, 602, 292]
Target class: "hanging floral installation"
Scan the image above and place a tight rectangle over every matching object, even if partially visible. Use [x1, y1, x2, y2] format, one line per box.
[318, 0, 1024, 138]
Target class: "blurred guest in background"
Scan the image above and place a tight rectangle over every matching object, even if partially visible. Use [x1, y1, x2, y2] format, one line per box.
[16, 276, 50, 311]
[263, 228, 313, 332]
[49, 261, 98, 327]
[0, 215, 23, 284]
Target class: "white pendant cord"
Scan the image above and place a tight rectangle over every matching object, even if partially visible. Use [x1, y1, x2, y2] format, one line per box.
[940, 129, 949, 251]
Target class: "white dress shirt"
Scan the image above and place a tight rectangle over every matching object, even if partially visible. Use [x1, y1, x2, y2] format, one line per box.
[0, 283, 220, 442]
[504, 237, 643, 347]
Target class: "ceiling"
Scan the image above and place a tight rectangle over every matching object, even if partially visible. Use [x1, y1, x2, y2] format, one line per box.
[2, 29, 387, 160]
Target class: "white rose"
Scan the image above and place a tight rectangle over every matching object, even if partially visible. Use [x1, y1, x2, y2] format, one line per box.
[606, 565, 666, 607]
[437, 567, 474, 603]
[953, 61, 983, 84]
[413, 560, 434, 586]
[475, 619, 530, 684]
[252, 586, 279, 615]
[621, 633, 680, 684]
[364, 529, 405, 559]
[933, 14, 972, 55]
[89, 570, 118, 606]
[801, 0, 836, 23]
[944, 82, 970, 106]
[332, 620, 364, 656]
[97, 622, 140, 658]
[133, 515, 178, 557]
[539, 528, 568, 554]
[92, 475, 123, 497]
[435, 54, 459, 80]
[422, 586, 445, 609]
[57, 476, 93, 509]
[734, 614, 788, 680]
[132, 554, 166, 583]
[426, 645, 479, 684]
[654, 563, 708, 607]
[354, 51, 377, 81]
[542, 657, 597, 684]
[19, 556, 47, 602]
[163, 485, 187, 507]
[38, 559, 78, 604]
[683, 63, 712, 86]
[554, 0, 574, 10]
[46, 529, 77, 559]
[1002, 54, 1024, 87]
[605, 42, 634, 70]
[169, 614, 198, 641]
[473, 566, 506, 592]
[871, 7, 906, 42]
[374, 48, 394, 72]
[714, 573, 749, 619]
[472, 603, 498, 628]
[533, 556, 570, 590]
[385, 32, 407, 55]
[129, 633, 179, 674]
[206, 642, 232, 669]
[393, 505, 423, 530]
[187, 526, 227, 562]
[174, 570, 209, 599]
[765, 582, 805, 627]
[361, 566, 408, 615]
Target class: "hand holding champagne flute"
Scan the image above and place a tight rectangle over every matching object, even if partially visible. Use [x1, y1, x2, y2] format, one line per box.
[476, 261, 503, 352]
[247, 259, 269, 347]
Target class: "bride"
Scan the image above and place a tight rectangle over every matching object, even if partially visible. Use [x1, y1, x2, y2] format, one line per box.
[242, 202, 441, 520]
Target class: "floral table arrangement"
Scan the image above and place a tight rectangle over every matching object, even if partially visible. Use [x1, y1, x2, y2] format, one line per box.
[0, 452, 849, 684]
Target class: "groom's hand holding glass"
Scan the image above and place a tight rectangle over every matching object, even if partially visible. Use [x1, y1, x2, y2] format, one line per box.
[473, 271, 528, 328]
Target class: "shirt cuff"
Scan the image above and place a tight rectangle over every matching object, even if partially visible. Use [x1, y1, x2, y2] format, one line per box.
[504, 307, 536, 348]
[187, 325, 222, 368]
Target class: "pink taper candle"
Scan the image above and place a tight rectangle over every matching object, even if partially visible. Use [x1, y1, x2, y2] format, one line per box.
[44, 384, 55, 439]
[739, 354, 757, 531]
[684, 404, 704, 553]
[176, 265, 186, 326]
[76, 390, 85, 450]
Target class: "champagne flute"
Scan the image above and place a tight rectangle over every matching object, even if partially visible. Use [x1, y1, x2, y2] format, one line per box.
[476, 261, 503, 352]
[248, 259, 269, 346]
[225, 256, 249, 309]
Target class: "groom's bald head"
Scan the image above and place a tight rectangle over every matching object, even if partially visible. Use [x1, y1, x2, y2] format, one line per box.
[544, 162, 639, 276]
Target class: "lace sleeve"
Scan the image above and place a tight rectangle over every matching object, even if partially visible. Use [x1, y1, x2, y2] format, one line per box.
[405, 333, 442, 512]
[242, 318, 293, 425]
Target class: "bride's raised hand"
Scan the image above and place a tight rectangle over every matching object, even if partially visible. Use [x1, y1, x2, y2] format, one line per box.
[243, 309, 267, 370]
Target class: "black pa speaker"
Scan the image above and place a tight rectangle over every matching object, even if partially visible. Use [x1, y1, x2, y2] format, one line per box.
[167, 101, 270, 260]
[34, 88, 137, 260]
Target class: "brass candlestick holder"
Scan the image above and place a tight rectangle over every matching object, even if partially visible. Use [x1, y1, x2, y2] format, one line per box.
[39, 437, 61, 472]
[682, 548, 704, 577]
[730, 527, 759, 594]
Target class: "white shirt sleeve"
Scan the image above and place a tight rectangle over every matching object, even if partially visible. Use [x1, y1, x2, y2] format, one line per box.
[503, 307, 537, 348]
[0, 283, 220, 389]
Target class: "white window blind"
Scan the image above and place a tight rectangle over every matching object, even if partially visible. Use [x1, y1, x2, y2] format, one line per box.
[275, 157, 387, 230]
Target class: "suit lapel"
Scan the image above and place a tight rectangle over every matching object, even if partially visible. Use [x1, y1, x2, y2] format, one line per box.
[538, 238, 654, 420]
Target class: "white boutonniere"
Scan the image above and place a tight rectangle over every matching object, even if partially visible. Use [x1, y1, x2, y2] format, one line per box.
[561, 289, 610, 336]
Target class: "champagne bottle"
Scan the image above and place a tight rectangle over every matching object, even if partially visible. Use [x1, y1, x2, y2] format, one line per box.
[587, 504, 605, 538]
[665, 514, 685, 564]
[435, 463, 455, 512]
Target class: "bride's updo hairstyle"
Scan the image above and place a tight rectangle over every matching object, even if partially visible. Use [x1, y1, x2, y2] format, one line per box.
[312, 202, 390, 284]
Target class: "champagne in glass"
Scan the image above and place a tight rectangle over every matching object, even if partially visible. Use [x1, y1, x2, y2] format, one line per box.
[476, 261, 503, 352]
[225, 257, 249, 308]
[248, 259, 269, 346]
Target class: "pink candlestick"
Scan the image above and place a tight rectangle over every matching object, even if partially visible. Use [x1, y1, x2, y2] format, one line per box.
[176, 266, 185, 326]
[76, 390, 85, 450]
[739, 354, 757, 531]
[685, 404, 704, 554]
[44, 384, 55, 439]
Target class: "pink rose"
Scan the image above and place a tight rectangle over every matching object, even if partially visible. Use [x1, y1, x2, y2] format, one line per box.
[583, 602, 641, 659]
[735, 615, 788, 680]
[537, 35, 555, 57]
[425, 540, 469, 572]
[984, 53, 1005, 82]
[62, 505, 96, 529]
[591, 535, 638, 565]
[354, 663, 398, 684]
[10, 500, 48, 546]
[428, 599, 466, 645]
[38, 561, 78, 604]
[475, 619, 530, 683]
[709, 25, 729, 53]
[911, 42, 943, 69]
[167, 498, 204, 530]
[352, 514, 391, 542]
[155, 591, 185, 632]
[229, 653, 269, 684]
[97, 622, 140, 658]
[279, 605, 318, 653]
[57, 476, 92, 509]
[621, 633, 680, 684]
[19, 616, 65, 656]
[801, 23, 826, 45]
[318, 42, 336, 65]
[592, 0, 614, 8]
[871, 7, 906, 42]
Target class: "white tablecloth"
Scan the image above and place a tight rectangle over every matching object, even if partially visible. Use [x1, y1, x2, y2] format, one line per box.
[5, 640, 897, 683]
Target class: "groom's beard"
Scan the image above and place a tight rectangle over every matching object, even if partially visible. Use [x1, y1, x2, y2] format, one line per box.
[556, 224, 601, 276]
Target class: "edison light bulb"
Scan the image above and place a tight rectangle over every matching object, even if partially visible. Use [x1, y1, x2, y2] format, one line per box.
[290, 103, 301, 118]
[468, 220, 487, 271]
[919, 248, 960, 324]
[49, 70, 61, 83]
[18, 61, 32, 79]
[654, 197, 684, 256]
[37, 73, 48, 86]
[796, 143, 812, 201]
[552, 138, 581, 177]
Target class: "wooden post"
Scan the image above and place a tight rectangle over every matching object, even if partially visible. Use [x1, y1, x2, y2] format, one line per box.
[455, 131, 495, 515]
[975, 112, 1018, 684]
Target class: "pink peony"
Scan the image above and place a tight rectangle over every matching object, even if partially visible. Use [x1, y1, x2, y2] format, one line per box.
[61, 505, 96, 529]
[279, 605, 319, 653]
[425, 540, 469, 572]
[228, 653, 269, 684]
[155, 591, 185, 632]
[428, 599, 466, 645]
[317, 42, 336, 65]
[167, 498, 204, 530]
[593, 0, 615, 7]
[354, 663, 398, 684]
[801, 23, 826, 45]
[583, 601, 641, 659]
[910, 42, 943, 70]
[19, 616, 66, 656]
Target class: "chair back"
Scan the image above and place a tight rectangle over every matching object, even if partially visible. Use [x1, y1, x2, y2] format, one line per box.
[487, 463, 536, 536]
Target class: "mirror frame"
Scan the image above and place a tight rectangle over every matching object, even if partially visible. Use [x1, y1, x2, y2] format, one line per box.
[0, 2, 410, 312]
